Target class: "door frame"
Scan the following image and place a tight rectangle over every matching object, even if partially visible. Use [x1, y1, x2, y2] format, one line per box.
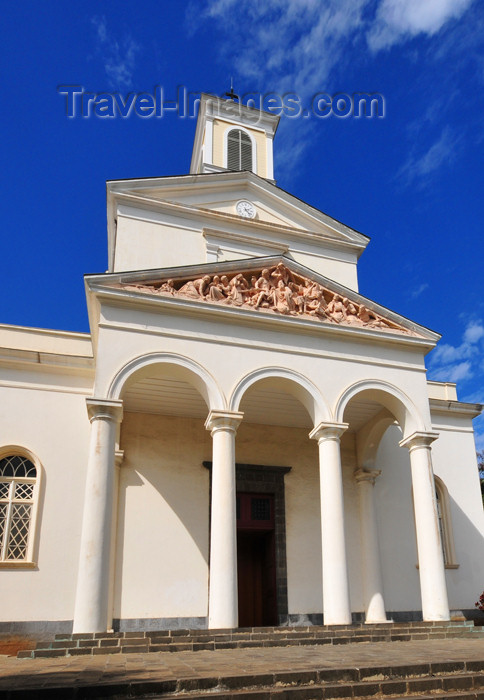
[204, 461, 291, 625]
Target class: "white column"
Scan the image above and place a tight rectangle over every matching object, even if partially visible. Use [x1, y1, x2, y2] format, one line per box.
[205, 410, 244, 629]
[354, 468, 388, 623]
[400, 431, 449, 621]
[73, 399, 123, 633]
[266, 134, 274, 180]
[204, 118, 214, 166]
[310, 422, 351, 625]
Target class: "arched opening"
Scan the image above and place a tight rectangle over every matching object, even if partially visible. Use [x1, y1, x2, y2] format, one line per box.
[109, 356, 221, 631]
[226, 128, 253, 171]
[337, 382, 425, 621]
[230, 371, 326, 627]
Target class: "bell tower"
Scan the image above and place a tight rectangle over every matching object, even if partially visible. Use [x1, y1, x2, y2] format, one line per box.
[190, 92, 280, 182]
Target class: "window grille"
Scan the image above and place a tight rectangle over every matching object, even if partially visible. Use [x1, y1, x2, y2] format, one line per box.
[227, 129, 253, 171]
[251, 497, 271, 521]
[0, 456, 37, 561]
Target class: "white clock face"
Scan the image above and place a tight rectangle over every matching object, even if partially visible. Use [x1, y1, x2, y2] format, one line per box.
[236, 200, 256, 219]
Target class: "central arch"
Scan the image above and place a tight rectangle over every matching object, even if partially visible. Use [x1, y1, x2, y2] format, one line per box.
[229, 366, 330, 426]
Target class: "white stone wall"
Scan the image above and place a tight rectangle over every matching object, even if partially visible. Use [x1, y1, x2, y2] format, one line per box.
[375, 421, 484, 615]
[112, 201, 360, 291]
[113, 413, 211, 622]
[114, 415, 366, 622]
[429, 415, 484, 611]
[0, 385, 91, 623]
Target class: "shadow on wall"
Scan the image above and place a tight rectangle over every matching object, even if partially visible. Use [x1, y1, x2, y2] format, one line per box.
[446, 493, 484, 619]
[375, 424, 484, 618]
[113, 413, 212, 619]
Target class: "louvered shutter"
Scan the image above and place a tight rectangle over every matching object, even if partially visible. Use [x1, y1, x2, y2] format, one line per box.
[227, 129, 253, 171]
[239, 131, 252, 170]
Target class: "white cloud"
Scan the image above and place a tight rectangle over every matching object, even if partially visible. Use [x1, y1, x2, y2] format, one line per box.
[464, 322, 484, 344]
[367, 0, 474, 51]
[199, 0, 368, 95]
[397, 127, 461, 187]
[411, 283, 429, 299]
[191, 0, 370, 169]
[91, 16, 140, 89]
[431, 361, 473, 383]
[192, 0, 476, 172]
[428, 318, 484, 387]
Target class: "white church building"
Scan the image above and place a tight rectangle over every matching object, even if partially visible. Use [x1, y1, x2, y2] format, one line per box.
[1, 94, 483, 636]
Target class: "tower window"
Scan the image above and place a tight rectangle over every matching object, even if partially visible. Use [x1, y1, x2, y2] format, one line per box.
[227, 129, 253, 171]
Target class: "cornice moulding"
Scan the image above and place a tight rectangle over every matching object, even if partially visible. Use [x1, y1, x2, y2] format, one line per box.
[112, 191, 366, 254]
[202, 227, 289, 253]
[86, 255, 439, 345]
[107, 170, 369, 248]
[88, 284, 438, 353]
[429, 398, 483, 419]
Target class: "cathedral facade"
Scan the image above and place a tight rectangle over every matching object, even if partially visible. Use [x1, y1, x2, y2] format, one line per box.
[1, 94, 483, 635]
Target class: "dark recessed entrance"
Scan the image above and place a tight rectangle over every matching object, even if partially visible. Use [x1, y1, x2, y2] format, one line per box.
[237, 493, 277, 627]
[204, 461, 291, 627]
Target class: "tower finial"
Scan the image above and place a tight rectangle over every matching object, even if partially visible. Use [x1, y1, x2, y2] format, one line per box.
[225, 77, 239, 102]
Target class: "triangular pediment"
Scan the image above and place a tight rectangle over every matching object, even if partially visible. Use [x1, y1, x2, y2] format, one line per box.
[92, 257, 436, 341]
[107, 171, 368, 251]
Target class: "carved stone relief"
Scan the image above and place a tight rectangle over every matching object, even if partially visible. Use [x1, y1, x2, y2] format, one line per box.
[121, 262, 411, 334]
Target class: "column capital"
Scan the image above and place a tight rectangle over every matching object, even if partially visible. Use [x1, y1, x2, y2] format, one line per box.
[354, 468, 381, 485]
[399, 431, 439, 451]
[86, 398, 123, 424]
[205, 410, 244, 434]
[309, 421, 348, 443]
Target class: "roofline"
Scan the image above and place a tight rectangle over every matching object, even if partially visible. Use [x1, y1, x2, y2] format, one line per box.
[106, 170, 369, 239]
[0, 322, 91, 340]
[106, 169, 369, 249]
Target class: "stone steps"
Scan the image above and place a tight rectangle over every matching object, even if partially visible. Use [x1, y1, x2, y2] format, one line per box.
[5, 657, 484, 699]
[165, 669, 484, 700]
[17, 621, 484, 659]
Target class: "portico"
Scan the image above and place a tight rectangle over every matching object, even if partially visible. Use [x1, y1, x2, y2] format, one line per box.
[72, 342, 450, 633]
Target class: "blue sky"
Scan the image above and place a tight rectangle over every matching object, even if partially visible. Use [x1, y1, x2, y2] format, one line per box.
[1, 0, 483, 446]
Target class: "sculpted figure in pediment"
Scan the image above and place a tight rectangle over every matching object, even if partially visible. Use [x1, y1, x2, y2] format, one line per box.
[157, 279, 176, 295]
[343, 297, 361, 325]
[254, 269, 273, 309]
[119, 261, 411, 335]
[306, 286, 328, 318]
[206, 275, 227, 301]
[270, 262, 294, 287]
[179, 275, 211, 299]
[272, 279, 296, 314]
[358, 304, 388, 328]
[229, 273, 249, 306]
[326, 294, 346, 323]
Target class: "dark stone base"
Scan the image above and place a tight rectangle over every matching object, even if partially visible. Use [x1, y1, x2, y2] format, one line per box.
[1, 609, 481, 634]
[113, 616, 207, 632]
[0, 620, 72, 635]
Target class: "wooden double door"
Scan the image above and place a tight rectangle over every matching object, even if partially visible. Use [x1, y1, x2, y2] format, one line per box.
[236, 492, 277, 628]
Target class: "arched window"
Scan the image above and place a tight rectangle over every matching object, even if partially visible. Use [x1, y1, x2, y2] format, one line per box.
[0, 455, 38, 562]
[434, 476, 458, 569]
[227, 129, 253, 171]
